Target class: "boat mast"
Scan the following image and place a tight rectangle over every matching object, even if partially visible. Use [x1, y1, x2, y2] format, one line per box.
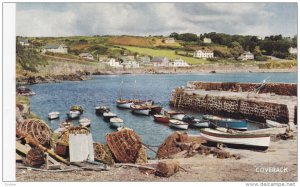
[119, 80, 124, 100]
[133, 80, 137, 100]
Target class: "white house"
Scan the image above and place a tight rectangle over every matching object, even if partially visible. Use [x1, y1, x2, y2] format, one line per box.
[203, 37, 212, 44]
[150, 57, 169, 67]
[193, 49, 214, 58]
[169, 58, 190, 67]
[79, 53, 94, 60]
[289, 47, 297, 54]
[238, 51, 254, 61]
[137, 56, 151, 64]
[163, 37, 175, 44]
[42, 44, 68, 54]
[19, 38, 29, 46]
[102, 58, 122, 68]
[122, 61, 140, 68]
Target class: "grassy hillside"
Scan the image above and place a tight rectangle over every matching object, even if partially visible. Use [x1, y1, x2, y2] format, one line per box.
[120, 45, 206, 65]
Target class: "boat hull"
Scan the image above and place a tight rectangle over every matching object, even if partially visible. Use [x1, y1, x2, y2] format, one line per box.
[132, 109, 150, 116]
[170, 114, 186, 120]
[67, 112, 80, 119]
[95, 107, 110, 115]
[190, 121, 210, 128]
[200, 129, 270, 149]
[48, 114, 59, 120]
[154, 116, 170, 123]
[203, 115, 248, 131]
[110, 122, 124, 128]
[170, 123, 188, 130]
[117, 102, 134, 109]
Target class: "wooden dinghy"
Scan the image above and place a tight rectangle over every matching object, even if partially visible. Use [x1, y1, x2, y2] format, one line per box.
[48, 112, 60, 120]
[116, 99, 135, 109]
[169, 119, 189, 130]
[154, 114, 170, 123]
[131, 104, 151, 116]
[200, 128, 271, 149]
[103, 112, 117, 122]
[95, 106, 110, 115]
[266, 120, 288, 128]
[79, 118, 91, 128]
[164, 110, 186, 120]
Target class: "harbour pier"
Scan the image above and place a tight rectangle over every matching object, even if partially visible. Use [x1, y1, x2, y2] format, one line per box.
[170, 81, 297, 125]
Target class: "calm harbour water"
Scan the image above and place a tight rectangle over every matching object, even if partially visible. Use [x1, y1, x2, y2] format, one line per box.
[27, 72, 297, 156]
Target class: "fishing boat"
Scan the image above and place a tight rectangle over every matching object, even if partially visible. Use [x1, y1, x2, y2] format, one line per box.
[149, 105, 162, 115]
[131, 104, 151, 116]
[48, 112, 60, 120]
[189, 119, 210, 128]
[153, 114, 170, 123]
[169, 119, 189, 130]
[202, 115, 248, 131]
[164, 110, 186, 120]
[95, 106, 110, 115]
[109, 117, 124, 128]
[79, 118, 91, 128]
[116, 99, 135, 109]
[103, 112, 117, 122]
[70, 105, 84, 114]
[182, 115, 195, 124]
[266, 120, 288, 128]
[67, 110, 81, 119]
[200, 128, 271, 149]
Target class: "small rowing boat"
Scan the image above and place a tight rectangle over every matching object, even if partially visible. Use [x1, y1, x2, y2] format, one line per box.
[103, 112, 117, 122]
[79, 118, 91, 128]
[164, 110, 186, 120]
[116, 99, 135, 109]
[154, 114, 170, 123]
[131, 104, 151, 116]
[110, 117, 124, 128]
[266, 120, 288, 128]
[189, 119, 210, 128]
[70, 105, 84, 114]
[149, 105, 162, 115]
[203, 115, 248, 131]
[95, 106, 110, 115]
[48, 112, 60, 120]
[169, 119, 189, 130]
[67, 110, 80, 119]
[200, 128, 270, 149]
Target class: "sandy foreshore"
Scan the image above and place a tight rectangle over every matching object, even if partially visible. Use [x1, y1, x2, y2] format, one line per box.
[16, 132, 297, 182]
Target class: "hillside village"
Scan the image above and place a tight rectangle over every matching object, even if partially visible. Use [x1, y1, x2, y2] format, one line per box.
[16, 33, 297, 74]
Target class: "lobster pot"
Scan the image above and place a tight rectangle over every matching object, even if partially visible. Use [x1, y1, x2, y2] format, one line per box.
[17, 119, 52, 147]
[25, 148, 45, 168]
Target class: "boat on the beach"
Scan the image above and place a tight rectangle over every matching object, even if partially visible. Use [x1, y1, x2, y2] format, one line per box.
[109, 117, 124, 128]
[169, 119, 189, 130]
[200, 128, 271, 149]
[131, 104, 151, 116]
[266, 120, 288, 128]
[67, 110, 81, 119]
[154, 114, 170, 123]
[70, 105, 84, 114]
[164, 110, 186, 120]
[202, 115, 248, 131]
[48, 112, 60, 120]
[95, 106, 110, 115]
[189, 119, 210, 128]
[103, 112, 117, 122]
[79, 118, 91, 127]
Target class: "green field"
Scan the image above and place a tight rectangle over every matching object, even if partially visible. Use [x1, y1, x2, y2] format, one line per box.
[120, 46, 207, 65]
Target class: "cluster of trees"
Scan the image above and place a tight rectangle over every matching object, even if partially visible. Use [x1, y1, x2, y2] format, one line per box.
[16, 42, 47, 72]
[170, 32, 297, 60]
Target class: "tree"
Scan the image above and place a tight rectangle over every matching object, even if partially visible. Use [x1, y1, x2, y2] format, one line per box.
[177, 33, 198, 42]
[170, 32, 179, 39]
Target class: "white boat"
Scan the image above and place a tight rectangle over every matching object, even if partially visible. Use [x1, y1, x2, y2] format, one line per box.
[48, 112, 60, 120]
[79, 118, 91, 127]
[103, 112, 117, 122]
[67, 110, 80, 119]
[109, 117, 124, 128]
[117, 126, 133, 131]
[164, 110, 186, 120]
[116, 99, 134, 109]
[131, 104, 151, 116]
[169, 119, 189, 130]
[190, 119, 210, 128]
[200, 128, 271, 149]
[266, 120, 288, 128]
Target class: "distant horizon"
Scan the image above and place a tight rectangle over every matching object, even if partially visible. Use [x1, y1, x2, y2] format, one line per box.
[16, 3, 297, 37]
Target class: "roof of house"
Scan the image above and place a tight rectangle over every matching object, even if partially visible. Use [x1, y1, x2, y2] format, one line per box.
[195, 49, 213, 53]
[150, 57, 168, 62]
[44, 44, 67, 49]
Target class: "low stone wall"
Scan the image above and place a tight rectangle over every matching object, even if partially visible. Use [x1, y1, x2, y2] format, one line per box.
[188, 81, 297, 96]
[170, 90, 289, 123]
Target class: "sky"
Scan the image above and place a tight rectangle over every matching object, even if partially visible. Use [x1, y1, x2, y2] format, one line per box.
[16, 2, 297, 37]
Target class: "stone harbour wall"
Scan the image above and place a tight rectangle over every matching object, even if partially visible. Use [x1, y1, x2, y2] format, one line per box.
[188, 81, 297, 96]
[170, 91, 289, 123]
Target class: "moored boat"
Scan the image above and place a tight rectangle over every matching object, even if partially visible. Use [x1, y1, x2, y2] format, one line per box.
[70, 105, 84, 114]
[189, 119, 210, 128]
[109, 117, 124, 128]
[60, 120, 73, 128]
[103, 112, 117, 122]
[48, 112, 60, 120]
[164, 110, 186, 120]
[79, 118, 91, 128]
[200, 128, 271, 149]
[116, 99, 134, 109]
[169, 119, 189, 130]
[149, 105, 162, 115]
[266, 120, 288, 128]
[95, 106, 110, 115]
[202, 115, 248, 131]
[131, 104, 151, 116]
[67, 110, 81, 119]
[154, 114, 170, 123]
